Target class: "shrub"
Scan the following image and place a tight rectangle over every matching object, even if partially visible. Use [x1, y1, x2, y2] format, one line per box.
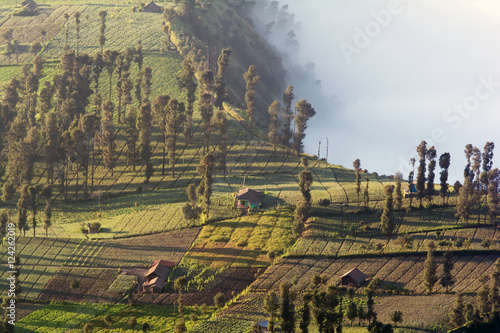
[70, 279, 79, 289]
[454, 239, 464, 248]
[90, 222, 101, 231]
[438, 239, 451, 247]
[214, 292, 225, 308]
[318, 198, 331, 207]
[189, 313, 198, 322]
[481, 239, 491, 248]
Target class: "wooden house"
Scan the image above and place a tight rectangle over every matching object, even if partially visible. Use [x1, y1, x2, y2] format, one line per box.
[21, 0, 37, 11]
[143, 1, 162, 13]
[341, 268, 366, 287]
[235, 188, 262, 210]
[142, 276, 165, 293]
[145, 263, 170, 281]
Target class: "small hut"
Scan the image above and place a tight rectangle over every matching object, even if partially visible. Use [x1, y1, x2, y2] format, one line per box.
[142, 276, 165, 293]
[143, 1, 162, 13]
[21, 0, 37, 10]
[235, 188, 262, 210]
[341, 268, 366, 287]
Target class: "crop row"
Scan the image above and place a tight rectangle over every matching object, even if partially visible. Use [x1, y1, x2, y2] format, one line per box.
[184, 209, 294, 268]
[61, 227, 201, 268]
[251, 253, 498, 295]
[0, 265, 58, 300]
[291, 225, 500, 257]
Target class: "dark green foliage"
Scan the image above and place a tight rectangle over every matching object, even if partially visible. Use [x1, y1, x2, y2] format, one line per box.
[490, 259, 500, 313]
[280, 282, 295, 333]
[101, 101, 115, 175]
[394, 172, 403, 210]
[457, 178, 473, 222]
[214, 48, 232, 110]
[125, 108, 138, 171]
[28, 184, 42, 237]
[139, 66, 153, 103]
[354, 159, 361, 208]
[426, 146, 437, 201]
[182, 183, 201, 226]
[293, 100, 316, 156]
[174, 276, 187, 315]
[368, 321, 393, 333]
[98, 10, 107, 53]
[346, 300, 358, 326]
[2, 182, 15, 207]
[214, 110, 228, 173]
[408, 158, 416, 208]
[0, 212, 7, 238]
[214, 292, 225, 309]
[364, 177, 370, 208]
[440, 251, 455, 293]
[197, 154, 215, 218]
[311, 285, 344, 333]
[177, 58, 197, 144]
[280, 85, 294, 149]
[449, 292, 466, 327]
[300, 294, 311, 333]
[198, 70, 214, 154]
[380, 185, 395, 234]
[391, 311, 402, 327]
[268, 101, 281, 156]
[416, 141, 427, 208]
[153, 94, 171, 174]
[265, 290, 279, 333]
[17, 185, 29, 236]
[137, 101, 152, 164]
[439, 152, 451, 205]
[423, 242, 438, 294]
[166, 99, 185, 177]
[243, 65, 260, 136]
[477, 276, 492, 318]
[488, 169, 500, 223]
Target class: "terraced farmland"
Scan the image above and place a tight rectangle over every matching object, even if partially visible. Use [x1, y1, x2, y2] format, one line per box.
[251, 253, 500, 295]
[183, 209, 295, 268]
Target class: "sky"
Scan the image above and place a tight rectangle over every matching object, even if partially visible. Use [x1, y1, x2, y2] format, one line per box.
[255, 0, 500, 183]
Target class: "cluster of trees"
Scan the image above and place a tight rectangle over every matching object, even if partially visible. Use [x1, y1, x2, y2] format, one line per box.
[260, 278, 397, 333]
[449, 258, 500, 330]
[406, 141, 498, 223]
[267, 85, 316, 156]
[456, 142, 499, 223]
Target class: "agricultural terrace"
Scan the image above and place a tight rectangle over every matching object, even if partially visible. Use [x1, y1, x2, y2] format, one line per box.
[0, 229, 199, 301]
[16, 302, 216, 332]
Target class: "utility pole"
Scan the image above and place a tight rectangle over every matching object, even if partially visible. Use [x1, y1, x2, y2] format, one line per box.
[318, 140, 321, 160]
[325, 137, 329, 167]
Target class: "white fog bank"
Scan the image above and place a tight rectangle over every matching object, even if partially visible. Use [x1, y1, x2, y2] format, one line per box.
[254, 0, 500, 182]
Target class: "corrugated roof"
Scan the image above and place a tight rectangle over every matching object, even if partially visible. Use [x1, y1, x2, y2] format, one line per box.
[236, 188, 261, 203]
[145, 263, 170, 280]
[143, 276, 165, 289]
[152, 260, 176, 270]
[341, 268, 366, 284]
